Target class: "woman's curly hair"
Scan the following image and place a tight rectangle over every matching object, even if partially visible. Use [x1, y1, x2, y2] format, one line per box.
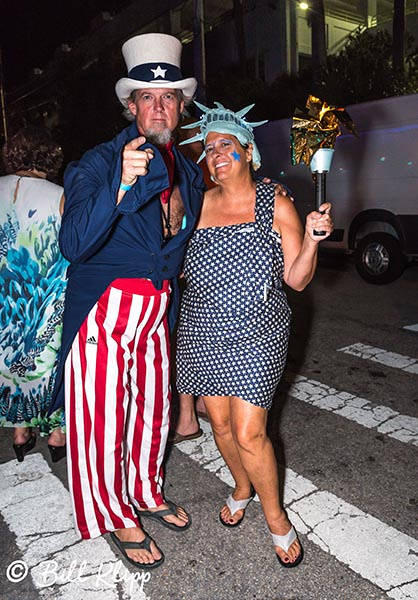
[2, 127, 63, 178]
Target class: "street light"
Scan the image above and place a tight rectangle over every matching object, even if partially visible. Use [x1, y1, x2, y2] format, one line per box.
[300, 2, 309, 9]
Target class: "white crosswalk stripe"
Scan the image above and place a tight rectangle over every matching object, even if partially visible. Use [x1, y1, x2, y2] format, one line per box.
[176, 421, 418, 600]
[282, 371, 418, 446]
[1, 334, 417, 600]
[0, 454, 150, 600]
[337, 343, 418, 374]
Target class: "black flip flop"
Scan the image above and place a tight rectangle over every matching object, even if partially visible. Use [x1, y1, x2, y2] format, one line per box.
[219, 493, 254, 528]
[276, 544, 304, 568]
[271, 526, 304, 568]
[138, 500, 192, 532]
[110, 532, 164, 570]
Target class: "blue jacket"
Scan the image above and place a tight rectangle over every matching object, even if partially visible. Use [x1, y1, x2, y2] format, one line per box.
[49, 122, 205, 413]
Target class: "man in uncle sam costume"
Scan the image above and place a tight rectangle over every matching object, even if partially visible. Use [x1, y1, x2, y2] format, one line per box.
[49, 32, 206, 569]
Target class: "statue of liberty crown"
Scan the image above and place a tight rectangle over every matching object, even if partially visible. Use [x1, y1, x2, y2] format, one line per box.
[179, 101, 268, 169]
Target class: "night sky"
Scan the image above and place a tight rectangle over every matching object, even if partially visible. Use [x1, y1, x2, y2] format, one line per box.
[1, 0, 127, 89]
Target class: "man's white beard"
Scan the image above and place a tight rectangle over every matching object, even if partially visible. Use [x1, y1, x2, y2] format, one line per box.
[145, 127, 172, 146]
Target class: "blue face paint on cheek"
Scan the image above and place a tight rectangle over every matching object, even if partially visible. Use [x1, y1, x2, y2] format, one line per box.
[231, 150, 241, 162]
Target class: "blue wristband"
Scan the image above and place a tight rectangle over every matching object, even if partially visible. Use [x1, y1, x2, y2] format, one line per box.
[119, 182, 133, 192]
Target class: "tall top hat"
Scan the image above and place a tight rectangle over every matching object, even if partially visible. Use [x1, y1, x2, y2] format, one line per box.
[115, 33, 197, 107]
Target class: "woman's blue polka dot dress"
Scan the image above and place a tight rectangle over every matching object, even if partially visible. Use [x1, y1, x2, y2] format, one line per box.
[176, 181, 291, 409]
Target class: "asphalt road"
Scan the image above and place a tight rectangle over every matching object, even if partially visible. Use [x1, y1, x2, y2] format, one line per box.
[1, 253, 417, 600]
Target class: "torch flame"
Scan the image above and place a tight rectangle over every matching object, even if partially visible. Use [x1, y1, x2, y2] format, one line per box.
[290, 95, 357, 167]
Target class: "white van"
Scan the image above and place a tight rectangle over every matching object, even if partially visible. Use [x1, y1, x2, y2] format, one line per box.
[256, 93, 418, 284]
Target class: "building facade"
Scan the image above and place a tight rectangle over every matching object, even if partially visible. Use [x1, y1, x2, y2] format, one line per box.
[3, 1, 418, 147]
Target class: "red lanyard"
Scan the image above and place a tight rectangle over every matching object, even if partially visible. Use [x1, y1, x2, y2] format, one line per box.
[160, 141, 175, 205]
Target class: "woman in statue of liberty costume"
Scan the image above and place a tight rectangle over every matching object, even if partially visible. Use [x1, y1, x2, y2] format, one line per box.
[0, 127, 68, 462]
[176, 102, 333, 567]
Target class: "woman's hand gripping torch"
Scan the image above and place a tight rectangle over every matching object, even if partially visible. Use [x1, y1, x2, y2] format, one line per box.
[310, 148, 334, 236]
[290, 95, 357, 237]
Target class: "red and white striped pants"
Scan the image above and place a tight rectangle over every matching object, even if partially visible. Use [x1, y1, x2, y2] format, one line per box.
[65, 279, 171, 539]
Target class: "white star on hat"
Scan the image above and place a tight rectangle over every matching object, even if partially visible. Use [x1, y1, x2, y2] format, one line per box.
[151, 65, 167, 79]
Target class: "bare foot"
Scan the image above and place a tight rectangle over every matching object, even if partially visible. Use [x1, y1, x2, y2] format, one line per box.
[114, 527, 162, 565]
[174, 420, 201, 437]
[13, 427, 33, 445]
[48, 428, 66, 447]
[219, 489, 252, 526]
[139, 502, 190, 528]
[172, 411, 201, 438]
[173, 394, 201, 437]
[269, 513, 302, 565]
[195, 396, 207, 417]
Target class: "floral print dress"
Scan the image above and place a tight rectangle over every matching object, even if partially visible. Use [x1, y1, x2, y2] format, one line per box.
[0, 174, 68, 434]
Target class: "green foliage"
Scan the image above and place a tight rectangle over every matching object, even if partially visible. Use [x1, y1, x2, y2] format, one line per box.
[6, 28, 418, 165]
[205, 28, 418, 122]
[207, 30, 418, 120]
[324, 28, 418, 105]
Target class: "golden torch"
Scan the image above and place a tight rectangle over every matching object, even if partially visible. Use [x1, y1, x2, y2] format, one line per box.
[291, 95, 357, 235]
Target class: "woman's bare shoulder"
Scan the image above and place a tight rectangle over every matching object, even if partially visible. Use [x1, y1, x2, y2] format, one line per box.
[273, 187, 302, 235]
[274, 188, 297, 213]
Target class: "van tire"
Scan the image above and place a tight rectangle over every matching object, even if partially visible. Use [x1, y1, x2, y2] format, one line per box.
[354, 233, 405, 284]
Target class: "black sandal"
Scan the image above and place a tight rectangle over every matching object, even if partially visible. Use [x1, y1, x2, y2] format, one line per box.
[219, 493, 253, 528]
[110, 532, 165, 569]
[13, 432, 36, 462]
[271, 526, 304, 568]
[138, 500, 192, 532]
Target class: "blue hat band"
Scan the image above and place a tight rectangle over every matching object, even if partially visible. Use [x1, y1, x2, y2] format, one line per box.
[128, 63, 183, 82]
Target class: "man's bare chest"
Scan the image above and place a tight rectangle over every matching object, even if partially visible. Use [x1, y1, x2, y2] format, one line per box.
[160, 184, 185, 239]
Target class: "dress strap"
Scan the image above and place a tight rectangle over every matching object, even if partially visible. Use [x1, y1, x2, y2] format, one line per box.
[252, 181, 277, 297]
[254, 180, 275, 238]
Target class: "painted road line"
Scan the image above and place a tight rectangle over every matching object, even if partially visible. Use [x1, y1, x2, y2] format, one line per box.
[0, 454, 150, 600]
[282, 372, 418, 446]
[337, 342, 418, 375]
[177, 421, 418, 600]
[403, 323, 418, 333]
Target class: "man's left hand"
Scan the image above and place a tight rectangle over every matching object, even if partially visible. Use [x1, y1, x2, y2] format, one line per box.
[261, 178, 293, 201]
